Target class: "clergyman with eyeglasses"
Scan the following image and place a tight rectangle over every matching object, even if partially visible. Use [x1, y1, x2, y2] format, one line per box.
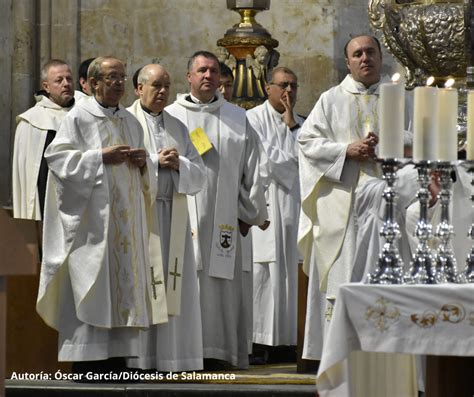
[36, 56, 168, 376]
[246, 66, 304, 363]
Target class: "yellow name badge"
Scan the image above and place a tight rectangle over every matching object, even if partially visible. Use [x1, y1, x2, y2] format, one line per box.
[190, 127, 213, 156]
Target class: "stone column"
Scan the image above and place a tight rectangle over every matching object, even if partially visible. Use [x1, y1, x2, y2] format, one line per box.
[1, 0, 80, 206]
[11, 0, 37, 126]
[0, 0, 13, 206]
[38, 0, 52, 68]
[0, 0, 37, 206]
[50, 0, 79, 71]
[38, 0, 80, 77]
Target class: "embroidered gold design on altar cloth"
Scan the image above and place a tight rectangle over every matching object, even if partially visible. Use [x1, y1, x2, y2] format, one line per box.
[411, 303, 466, 328]
[366, 297, 401, 332]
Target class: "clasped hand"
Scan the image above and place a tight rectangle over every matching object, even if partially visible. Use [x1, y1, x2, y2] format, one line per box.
[159, 147, 180, 171]
[346, 132, 378, 162]
[102, 145, 147, 169]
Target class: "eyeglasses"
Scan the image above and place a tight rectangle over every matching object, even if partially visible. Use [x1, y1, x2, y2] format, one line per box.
[271, 82, 298, 90]
[100, 74, 127, 83]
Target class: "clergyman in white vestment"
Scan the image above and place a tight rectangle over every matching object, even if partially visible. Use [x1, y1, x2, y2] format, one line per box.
[12, 59, 75, 220]
[167, 51, 268, 369]
[37, 57, 168, 368]
[126, 64, 205, 371]
[248, 67, 304, 348]
[298, 36, 385, 360]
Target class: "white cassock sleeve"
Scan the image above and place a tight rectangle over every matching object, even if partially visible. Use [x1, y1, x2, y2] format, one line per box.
[247, 111, 298, 191]
[172, 138, 205, 196]
[298, 96, 349, 188]
[45, 118, 104, 218]
[237, 122, 269, 226]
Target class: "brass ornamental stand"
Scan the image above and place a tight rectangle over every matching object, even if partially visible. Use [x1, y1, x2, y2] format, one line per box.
[217, 0, 279, 109]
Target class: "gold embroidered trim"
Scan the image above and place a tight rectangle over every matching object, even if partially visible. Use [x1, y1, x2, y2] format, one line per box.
[366, 297, 401, 332]
[411, 303, 465, 328]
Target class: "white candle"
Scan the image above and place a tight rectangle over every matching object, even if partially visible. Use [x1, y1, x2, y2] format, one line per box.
[436, 85, 458, 162]
[467, 91, 474, 160]
[413, 86, 438, 161]
[378, 77, 405, 159]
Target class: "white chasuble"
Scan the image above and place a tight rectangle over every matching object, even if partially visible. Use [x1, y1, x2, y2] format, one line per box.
[299, 75, 385, 361]
[37, 97, 167, 344]
[298, 74, 384, 295]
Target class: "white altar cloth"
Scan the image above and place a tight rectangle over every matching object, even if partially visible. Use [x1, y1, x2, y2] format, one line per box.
[316, 283, 474, 396]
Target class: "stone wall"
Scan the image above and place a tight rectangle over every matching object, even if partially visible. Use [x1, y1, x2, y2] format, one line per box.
[77, 0, 397, 115]
[1, 0, 399, 205]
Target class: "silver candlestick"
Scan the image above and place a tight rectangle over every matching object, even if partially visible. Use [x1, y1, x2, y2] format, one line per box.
[367, 159, 405, 284]
[459, 161, 474, 283]
[433, 162, 459, 283]
[404, 161, 436, 284]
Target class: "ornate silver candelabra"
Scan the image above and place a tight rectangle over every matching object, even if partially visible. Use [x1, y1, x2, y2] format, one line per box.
[367, 159, 405, 284]
[433, 162, 459, 283]
[459, 161, 474, 283]
[404, 162, 436, 284]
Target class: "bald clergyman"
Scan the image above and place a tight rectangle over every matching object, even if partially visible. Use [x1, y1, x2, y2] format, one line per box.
[127, 63, 205, 372]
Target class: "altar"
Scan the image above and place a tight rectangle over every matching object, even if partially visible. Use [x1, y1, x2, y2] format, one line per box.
[316, 283, 474, 396]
